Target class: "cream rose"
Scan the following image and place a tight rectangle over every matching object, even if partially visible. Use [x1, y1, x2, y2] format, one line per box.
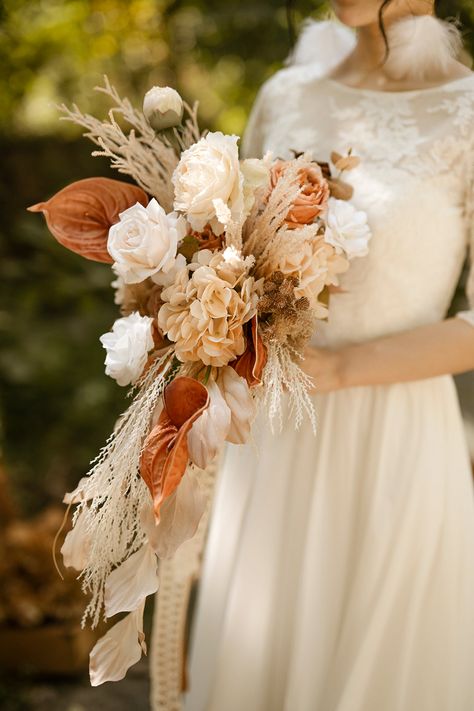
[324, 197, 371, 259]
[108, 198, 186, 284]
[172, 131, 244, 235]
[99, 312, 154, 386]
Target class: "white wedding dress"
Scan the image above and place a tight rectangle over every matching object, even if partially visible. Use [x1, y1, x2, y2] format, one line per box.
[181, 21, 474, 711]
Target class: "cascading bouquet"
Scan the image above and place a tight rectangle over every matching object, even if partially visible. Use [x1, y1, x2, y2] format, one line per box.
[28, 78, 371, 686]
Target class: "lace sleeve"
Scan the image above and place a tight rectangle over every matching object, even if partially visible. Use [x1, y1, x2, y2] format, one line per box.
[455, 156, 474, 326]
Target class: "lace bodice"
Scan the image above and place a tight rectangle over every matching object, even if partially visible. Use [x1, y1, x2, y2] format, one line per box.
[241, 61, 474, 347]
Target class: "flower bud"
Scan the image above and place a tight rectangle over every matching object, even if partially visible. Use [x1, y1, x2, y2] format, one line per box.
[143, 86, 184, 131]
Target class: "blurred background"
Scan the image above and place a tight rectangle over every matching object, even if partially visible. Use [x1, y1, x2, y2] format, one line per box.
[1, 0, 473, 709]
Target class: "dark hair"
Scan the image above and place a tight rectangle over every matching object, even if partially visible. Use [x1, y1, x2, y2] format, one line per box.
[286, 1, 442, 58]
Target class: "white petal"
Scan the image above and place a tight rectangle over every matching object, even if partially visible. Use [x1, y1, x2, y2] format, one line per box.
[187, 379, 231, 469]
[104, 544, 159, 618]
[218, 366, 255, 444]
[89, 603, 145, 686]
[60, 509, 90, 571]
[212, 197, 232, 227]
[141, 471, 206, 559]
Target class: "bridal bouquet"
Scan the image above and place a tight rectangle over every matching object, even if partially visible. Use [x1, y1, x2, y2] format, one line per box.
[28, 78, 370, 685]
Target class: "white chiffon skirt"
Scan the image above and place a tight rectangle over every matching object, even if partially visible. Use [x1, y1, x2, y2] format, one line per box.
[182, 375, 474, 711]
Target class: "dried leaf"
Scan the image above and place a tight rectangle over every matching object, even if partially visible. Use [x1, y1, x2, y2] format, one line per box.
[60, 509, 90, 571]
[27, 177, 148, 263]
[232, 315, 267, 387]
[89, 602, 145, 686]
[337, 156, 360, 171]
[139, 377, 209, 522]
[104, 544, 159, 618]
[327, 178, 354, 201]
[141, 470, 206, 559]
[177, 234, 200, 261]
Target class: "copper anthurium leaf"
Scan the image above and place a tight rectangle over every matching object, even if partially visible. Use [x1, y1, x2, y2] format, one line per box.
[139, 377, 209, 523]
[27, 177, 148, 263]
[231, 315, 267, 387]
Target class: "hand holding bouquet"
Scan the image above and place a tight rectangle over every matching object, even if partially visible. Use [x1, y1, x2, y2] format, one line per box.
[28, 79, 371, 685]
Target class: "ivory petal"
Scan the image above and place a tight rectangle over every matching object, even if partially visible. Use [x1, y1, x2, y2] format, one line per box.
[219, 366, 255, 444]
[104, 544, 159, 618]
[187, 379, 231, 469]
[89, 603, 145, 686]
[141, 470, 206, 559]
[60, 509, 90, 571]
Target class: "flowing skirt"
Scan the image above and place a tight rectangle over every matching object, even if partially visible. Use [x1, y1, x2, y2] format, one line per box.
[182, 375, 474, 711]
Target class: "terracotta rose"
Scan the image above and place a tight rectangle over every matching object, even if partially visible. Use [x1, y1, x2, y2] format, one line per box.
[270, 161, 329, 229]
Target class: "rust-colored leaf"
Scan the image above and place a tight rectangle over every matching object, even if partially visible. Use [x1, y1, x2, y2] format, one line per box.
[139, 377, 209, 523]
[231, 316, 267, 387]
[27, 177, 148, 263]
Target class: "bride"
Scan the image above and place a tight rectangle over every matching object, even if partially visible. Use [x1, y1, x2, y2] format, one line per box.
[178, 1, 474, 709]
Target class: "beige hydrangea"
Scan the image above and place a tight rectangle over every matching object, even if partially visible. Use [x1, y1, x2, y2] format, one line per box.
[158, 248, 261, 367]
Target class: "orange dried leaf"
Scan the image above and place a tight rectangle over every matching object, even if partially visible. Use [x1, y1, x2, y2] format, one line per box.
[232, 316, 267, 387]
[27, 177, 148, 263]
[139, 377, 209, 523]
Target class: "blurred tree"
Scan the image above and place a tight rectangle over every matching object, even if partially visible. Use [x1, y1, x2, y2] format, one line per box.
[0, 0, 473, 513]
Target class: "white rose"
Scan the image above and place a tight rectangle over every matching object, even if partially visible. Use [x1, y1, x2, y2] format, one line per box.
[324, 197, 371, 260]
[99, 312, 154, 386]
[108, 199, 186, 284]
[143, 86, 184, 131]
[172, 131, 244, 235]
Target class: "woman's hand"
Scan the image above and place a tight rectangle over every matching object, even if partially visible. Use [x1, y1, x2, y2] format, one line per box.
[301, 317, 474, 393]
[300, 345, 346, 394]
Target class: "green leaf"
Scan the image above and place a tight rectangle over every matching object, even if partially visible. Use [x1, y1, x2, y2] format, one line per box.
[177, 235, 200, 262]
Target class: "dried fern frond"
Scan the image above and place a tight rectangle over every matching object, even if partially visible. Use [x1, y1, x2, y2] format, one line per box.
[58, 76, 201, 211]
[74, 350, 176, 628]
[262, 340, 317, 434]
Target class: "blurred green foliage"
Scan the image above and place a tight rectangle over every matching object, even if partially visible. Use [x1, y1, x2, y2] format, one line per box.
[1, 0, 473, 513]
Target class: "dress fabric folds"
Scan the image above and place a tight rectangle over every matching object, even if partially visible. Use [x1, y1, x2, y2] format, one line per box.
[181, 21, 474, 711]
[184, 379, 474, 711]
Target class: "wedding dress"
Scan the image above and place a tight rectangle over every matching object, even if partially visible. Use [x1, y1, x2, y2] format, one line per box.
[178, 20, 474, 711]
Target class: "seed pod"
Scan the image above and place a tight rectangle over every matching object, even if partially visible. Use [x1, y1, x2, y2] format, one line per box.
[143, 86, 184, 132]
